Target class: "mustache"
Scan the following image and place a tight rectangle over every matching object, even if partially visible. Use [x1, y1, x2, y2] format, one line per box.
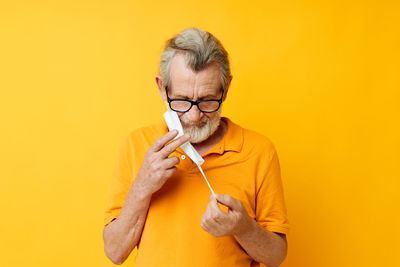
[180, 118, 208, 127]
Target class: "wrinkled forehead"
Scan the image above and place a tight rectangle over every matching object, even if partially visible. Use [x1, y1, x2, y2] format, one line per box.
[168, 54, 221, 98]
[168, 84, 222, 99]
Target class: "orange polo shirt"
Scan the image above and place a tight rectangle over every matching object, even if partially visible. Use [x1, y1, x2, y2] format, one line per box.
[104, 117, 290, 267]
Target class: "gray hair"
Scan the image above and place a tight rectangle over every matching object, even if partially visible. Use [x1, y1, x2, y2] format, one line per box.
[159, 27, 231, 91]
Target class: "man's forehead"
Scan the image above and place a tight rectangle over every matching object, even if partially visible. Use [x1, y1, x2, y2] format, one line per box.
[169, 54, 221, 97]
[169, 86, 220, 98]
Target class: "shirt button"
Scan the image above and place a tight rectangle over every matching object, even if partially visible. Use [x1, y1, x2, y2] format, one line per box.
[181, 155, 186, 160]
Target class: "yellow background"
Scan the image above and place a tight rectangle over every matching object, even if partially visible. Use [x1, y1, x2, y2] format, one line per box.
[1, 0, 399, 266]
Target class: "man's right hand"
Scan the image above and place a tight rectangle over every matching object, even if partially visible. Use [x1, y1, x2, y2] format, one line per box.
[135, 129, 190, 196]
[104, 130, 189, 264]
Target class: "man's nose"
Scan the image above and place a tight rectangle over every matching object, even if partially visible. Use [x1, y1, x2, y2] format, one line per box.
[186, 104, 202, 122]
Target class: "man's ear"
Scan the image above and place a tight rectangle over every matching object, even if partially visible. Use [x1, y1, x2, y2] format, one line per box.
[223, 75, 233, 102]
[155, 75, 166, 101]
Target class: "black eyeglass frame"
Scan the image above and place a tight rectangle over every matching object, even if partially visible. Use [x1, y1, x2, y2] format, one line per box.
[165, 86, 224, 113]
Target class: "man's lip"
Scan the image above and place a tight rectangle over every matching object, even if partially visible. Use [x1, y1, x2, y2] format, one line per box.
[182, 121, 207, 128]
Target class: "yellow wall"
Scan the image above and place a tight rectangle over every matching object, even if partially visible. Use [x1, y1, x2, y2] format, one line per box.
[1, 0, 399, 266]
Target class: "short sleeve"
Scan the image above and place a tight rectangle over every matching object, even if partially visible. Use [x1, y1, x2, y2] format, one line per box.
[104, 134, 134, 226]
[255, 148, 290, 235]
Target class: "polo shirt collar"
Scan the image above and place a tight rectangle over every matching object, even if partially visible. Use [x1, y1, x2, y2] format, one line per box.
[207, 117, 243, 155]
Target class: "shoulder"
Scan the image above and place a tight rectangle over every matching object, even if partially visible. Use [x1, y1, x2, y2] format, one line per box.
[226, 117, 277, 159]
[244, 128, 277, 162]
[243, 127, 276, 152]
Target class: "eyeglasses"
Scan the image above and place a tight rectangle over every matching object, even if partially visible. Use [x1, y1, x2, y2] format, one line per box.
[165, 86, 224, 113]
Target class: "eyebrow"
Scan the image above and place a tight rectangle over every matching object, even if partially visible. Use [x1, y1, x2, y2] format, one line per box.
[172, 93, 220, 99]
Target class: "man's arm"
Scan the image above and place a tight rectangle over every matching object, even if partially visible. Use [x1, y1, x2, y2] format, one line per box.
[103, 182, 152, 265]
[103, 130, 190, 264]
[234, 219, 287, 267]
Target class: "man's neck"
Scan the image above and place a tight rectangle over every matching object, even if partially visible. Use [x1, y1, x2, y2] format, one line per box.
[192, 118, 227, 156]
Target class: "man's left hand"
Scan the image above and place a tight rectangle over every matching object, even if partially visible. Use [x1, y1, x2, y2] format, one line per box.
[200, 193, 252, 237]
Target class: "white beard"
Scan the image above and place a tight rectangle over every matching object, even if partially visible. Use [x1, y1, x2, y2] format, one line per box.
[180, 109, 222, 144]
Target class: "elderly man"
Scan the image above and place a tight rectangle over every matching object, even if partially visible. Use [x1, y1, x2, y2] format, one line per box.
[103, 27, 290, 267]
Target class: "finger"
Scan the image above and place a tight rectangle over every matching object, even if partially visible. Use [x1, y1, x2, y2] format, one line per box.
[206, 218, 220, 232]
[201, 213, 219, 231]
[159, 134, 190, 158]
[209, 195, 228, 221]
[200, 217, 210, 232]
[162, 156, 180, 169]
[163, 166, 177, 179]
[214, 194, 240, 211]
[206, 215, 223, 236]
[151, 130, 179, 152]
[205, 198, 221, 225]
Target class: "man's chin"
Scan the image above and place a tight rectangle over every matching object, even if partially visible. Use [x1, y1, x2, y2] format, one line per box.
[181, 113, 222, 144]
[184, 121, 221, 144]
[183, 127, 209, 144]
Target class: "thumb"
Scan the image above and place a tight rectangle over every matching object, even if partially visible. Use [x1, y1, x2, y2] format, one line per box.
[214, 194, 238, 211]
